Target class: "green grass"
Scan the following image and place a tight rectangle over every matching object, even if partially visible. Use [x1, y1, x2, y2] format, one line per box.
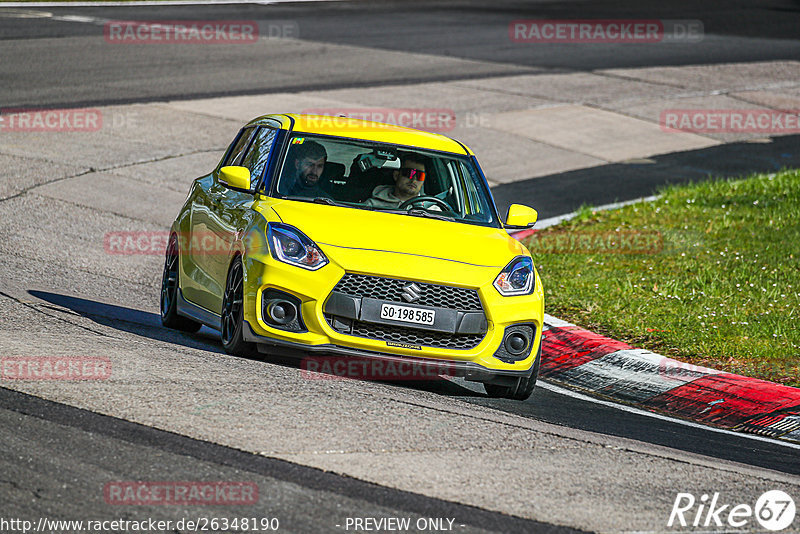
[524, 169, 800, 387]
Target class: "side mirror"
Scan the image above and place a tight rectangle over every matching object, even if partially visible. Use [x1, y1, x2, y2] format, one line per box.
[505, 204, 538, 229]
[219, 166, 252, 191]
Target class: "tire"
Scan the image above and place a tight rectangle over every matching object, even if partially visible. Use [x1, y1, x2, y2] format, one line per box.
[220, 257, 255, 356]
[484, 343, 542, 401]
[160, 235, 202, 333]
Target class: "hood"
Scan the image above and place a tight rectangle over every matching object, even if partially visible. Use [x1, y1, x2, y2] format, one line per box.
[268, 200, 525, 268]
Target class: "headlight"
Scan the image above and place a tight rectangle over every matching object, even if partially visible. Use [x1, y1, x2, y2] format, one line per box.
[493, 256, 534, 296]
[267, 223, 328, 270]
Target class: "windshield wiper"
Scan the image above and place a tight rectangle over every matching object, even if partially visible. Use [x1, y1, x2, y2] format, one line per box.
[406, 208, 454, 222]
[282, 195, 343, 207]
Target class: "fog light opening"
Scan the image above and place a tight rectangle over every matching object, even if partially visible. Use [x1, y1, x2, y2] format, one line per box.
[265, 299, 297, 326]
[504, 332, 529, 355]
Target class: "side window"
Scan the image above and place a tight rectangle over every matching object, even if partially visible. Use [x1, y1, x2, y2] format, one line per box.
[224, 127, 257, 167]
[445, 161, 465, 216]
[240, 127, 278, 184]
[460, 162, 493, 222]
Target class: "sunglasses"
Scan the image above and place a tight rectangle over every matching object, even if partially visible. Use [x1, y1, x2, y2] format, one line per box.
[399, 168, 426, 182]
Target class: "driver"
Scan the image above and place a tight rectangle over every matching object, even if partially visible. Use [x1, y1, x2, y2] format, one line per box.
[288, 140, 330, 198]
[363, 154, 427, 208]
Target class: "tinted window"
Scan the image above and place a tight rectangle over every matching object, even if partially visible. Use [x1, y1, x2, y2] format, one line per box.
[224, 127, 257, 167]
[241, 127, 278, 183]
[273, 134, 499, 227]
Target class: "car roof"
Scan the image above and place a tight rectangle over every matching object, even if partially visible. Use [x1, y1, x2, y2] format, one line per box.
[245, 113, 474, 156]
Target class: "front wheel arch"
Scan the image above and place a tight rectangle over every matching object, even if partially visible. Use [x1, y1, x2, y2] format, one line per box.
[160, 233, 202, 333]
[484, 342, 541, 401]
[220, 254, 256, 356]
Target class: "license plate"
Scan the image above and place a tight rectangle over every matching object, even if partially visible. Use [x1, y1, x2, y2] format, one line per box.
[380, 303, 435, 325]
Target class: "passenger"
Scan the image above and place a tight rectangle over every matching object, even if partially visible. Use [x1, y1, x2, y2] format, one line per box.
[363, 154, 427, 209]
[288, 141, 330, 197]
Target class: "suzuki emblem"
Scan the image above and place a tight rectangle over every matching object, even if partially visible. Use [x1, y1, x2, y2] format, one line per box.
[401, 283, 421, 303]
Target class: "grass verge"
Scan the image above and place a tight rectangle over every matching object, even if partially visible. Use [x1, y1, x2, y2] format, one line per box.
[523, 168, 800, 387]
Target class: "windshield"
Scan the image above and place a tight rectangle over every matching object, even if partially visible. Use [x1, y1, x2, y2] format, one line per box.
[272, 134, 499, 227]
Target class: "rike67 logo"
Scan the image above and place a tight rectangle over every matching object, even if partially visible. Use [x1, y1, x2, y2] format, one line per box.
[669, 490, 796, 531]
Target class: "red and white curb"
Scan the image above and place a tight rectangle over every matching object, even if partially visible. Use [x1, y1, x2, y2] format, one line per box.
[509, 202, 799, 444]
[540, 314, 800, 444]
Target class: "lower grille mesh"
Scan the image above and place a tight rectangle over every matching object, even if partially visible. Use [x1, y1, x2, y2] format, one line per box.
[326, 316, 483, 350]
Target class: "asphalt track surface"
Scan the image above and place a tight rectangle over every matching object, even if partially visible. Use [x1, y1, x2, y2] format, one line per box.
[3, 0, 800, 109]
[1, 1, 800, 532]
[0, 388, 576, 534]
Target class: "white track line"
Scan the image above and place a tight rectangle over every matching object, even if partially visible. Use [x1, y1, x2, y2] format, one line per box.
[536, 195, 659, 229]
[539, 381, 800, 450]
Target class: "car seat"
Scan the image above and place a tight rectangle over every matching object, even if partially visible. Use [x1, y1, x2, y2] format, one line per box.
[346, 157, 395, 202]
[318, 162, 346, 198]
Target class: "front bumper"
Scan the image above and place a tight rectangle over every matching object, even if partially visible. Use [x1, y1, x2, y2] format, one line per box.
[242, 321, 539, 382]
[241, 246, 544, 377]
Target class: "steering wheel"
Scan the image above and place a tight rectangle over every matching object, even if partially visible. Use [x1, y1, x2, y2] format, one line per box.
[398, 196, 452, 211]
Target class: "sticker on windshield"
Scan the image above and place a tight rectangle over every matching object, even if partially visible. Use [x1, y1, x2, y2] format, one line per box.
[291, 137, 305, 144]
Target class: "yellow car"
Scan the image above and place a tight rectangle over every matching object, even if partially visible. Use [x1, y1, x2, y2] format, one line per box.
[161, 114, 543, 399]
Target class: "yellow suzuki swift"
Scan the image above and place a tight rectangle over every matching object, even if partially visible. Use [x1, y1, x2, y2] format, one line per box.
[161, 114, 543, 399]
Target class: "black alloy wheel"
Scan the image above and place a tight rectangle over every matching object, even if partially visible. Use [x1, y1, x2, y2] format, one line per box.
[220, 258, 254, 355]
[484, 344, 541, 401]
[160, 235, 201, 333]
